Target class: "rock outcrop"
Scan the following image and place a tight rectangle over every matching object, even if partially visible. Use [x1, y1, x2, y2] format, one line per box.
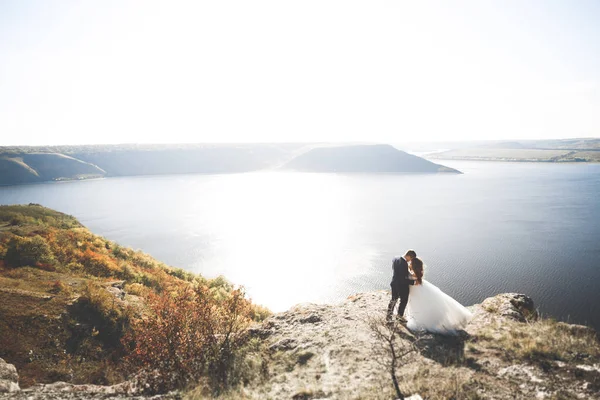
[0, 378, 180, 399]
[242, 292, 600, 399]
[479, 292, 538, 322]
[0, 358, 20, 393]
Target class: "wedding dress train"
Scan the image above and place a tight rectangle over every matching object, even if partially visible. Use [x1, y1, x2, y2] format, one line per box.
[405, 280, 473, 335]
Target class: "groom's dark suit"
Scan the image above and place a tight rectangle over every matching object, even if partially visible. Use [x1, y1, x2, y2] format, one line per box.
[387, 256, 415, 321]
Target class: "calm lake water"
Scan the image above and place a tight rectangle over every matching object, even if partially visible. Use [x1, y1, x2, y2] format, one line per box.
[1, 161, 599, 329]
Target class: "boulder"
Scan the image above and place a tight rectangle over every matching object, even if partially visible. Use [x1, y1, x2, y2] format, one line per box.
[269, 337, 298, 351]
[0, 357, 20, 393]
[480, 293, 538, 322]
[104, 280, 126, 300]
[299, 314, 322, 324]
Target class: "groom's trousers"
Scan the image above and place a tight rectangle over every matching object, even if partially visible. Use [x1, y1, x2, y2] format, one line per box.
[387, 286, 410, 320]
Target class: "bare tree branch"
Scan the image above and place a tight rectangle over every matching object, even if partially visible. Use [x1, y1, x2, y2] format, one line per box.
[368, 316, 421, 400]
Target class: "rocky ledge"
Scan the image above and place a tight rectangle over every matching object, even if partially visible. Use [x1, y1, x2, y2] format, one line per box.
[243, 291, 599, 399]
[2, 292, 599, 399]
[0, 360, 179, 400]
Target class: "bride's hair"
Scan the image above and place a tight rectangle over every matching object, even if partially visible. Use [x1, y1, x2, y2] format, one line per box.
[411, 257, 424, 285]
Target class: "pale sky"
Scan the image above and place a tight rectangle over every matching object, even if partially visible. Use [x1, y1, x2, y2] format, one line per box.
[1, 0, 599, 146]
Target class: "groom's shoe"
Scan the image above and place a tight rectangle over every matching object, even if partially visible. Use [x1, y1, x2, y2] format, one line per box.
[396, 316, 408, 324]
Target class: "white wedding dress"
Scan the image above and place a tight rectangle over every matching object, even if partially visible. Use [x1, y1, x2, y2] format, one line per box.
[405, 279, 473, 335]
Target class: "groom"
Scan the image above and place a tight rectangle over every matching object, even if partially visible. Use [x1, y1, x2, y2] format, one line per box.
[386, 249, 417, 323]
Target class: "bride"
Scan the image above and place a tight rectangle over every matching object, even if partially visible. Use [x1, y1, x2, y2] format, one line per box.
[405, 257, 473, 335]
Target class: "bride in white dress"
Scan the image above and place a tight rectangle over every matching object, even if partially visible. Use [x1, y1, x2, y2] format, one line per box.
[405, 257, 473, 335]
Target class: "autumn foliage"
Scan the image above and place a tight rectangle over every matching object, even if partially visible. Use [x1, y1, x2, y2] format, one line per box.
[0, 204, 269, 392]
[123, 285, 254, 394]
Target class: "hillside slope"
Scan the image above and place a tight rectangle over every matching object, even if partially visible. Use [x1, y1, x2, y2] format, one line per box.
[71, 145, 291, 176]
[0, 157, 41, 184]
[0, 154, 105, 185]
[0, 204, 268, 391]
[282, 144, 461, 173]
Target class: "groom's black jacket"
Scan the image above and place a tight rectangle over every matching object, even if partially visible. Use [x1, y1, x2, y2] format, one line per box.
[390, 256, 415, 293]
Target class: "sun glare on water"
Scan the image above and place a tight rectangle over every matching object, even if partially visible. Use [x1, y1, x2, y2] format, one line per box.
[189, 172, 377, 309]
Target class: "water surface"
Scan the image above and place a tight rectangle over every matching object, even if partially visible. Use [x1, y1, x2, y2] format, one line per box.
[1, 161, 599, 328]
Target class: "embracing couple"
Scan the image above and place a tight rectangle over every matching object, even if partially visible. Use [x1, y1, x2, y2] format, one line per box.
[387, 249, 473, 335]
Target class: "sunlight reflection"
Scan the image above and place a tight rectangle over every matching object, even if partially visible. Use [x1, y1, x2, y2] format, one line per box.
[195, 172, 374, 309]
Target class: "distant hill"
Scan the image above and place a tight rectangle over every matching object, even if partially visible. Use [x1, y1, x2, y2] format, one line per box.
[0, 143, 460, 185]
[0, 153, 105, 185]
[0, 144, 301, 185]
[281, 144, 461, 173]
[70, 146, 291, 177]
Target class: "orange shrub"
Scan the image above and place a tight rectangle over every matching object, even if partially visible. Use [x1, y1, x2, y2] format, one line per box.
[123, 286, 254, 394]
[81, 249, 121, 277]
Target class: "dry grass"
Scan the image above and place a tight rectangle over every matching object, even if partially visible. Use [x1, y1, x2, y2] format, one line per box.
[124, 282, 151, 297]
[352, 364, 491, 400]
[402, 365, 483, 400]
[185, 386, 257, 400]
[48, 279, 73, 295]
[474, 318, 600, 365]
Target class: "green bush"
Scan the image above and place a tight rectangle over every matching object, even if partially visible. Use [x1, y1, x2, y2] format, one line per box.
[119, 263, 136, 281]
[131, 253, 157, 270]
[66, 262, 84, 272]
[76, 282, 130, 348]
[111, 245, 130, 260]
[5, 235, 55, 268]
[131, 271, 161, 290]
[0, 204, 80, 229]
[9, 214, 29, 226]
[209, 275, 233, 291]
[166, 266, 196, 282]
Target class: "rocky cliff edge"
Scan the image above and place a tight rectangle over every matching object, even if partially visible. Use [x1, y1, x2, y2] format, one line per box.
[1, 292, 599, 399]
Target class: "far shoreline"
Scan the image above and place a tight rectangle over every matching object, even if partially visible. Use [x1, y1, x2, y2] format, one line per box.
[0, 169, 466, 188]
[426, 157, 599, 164]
